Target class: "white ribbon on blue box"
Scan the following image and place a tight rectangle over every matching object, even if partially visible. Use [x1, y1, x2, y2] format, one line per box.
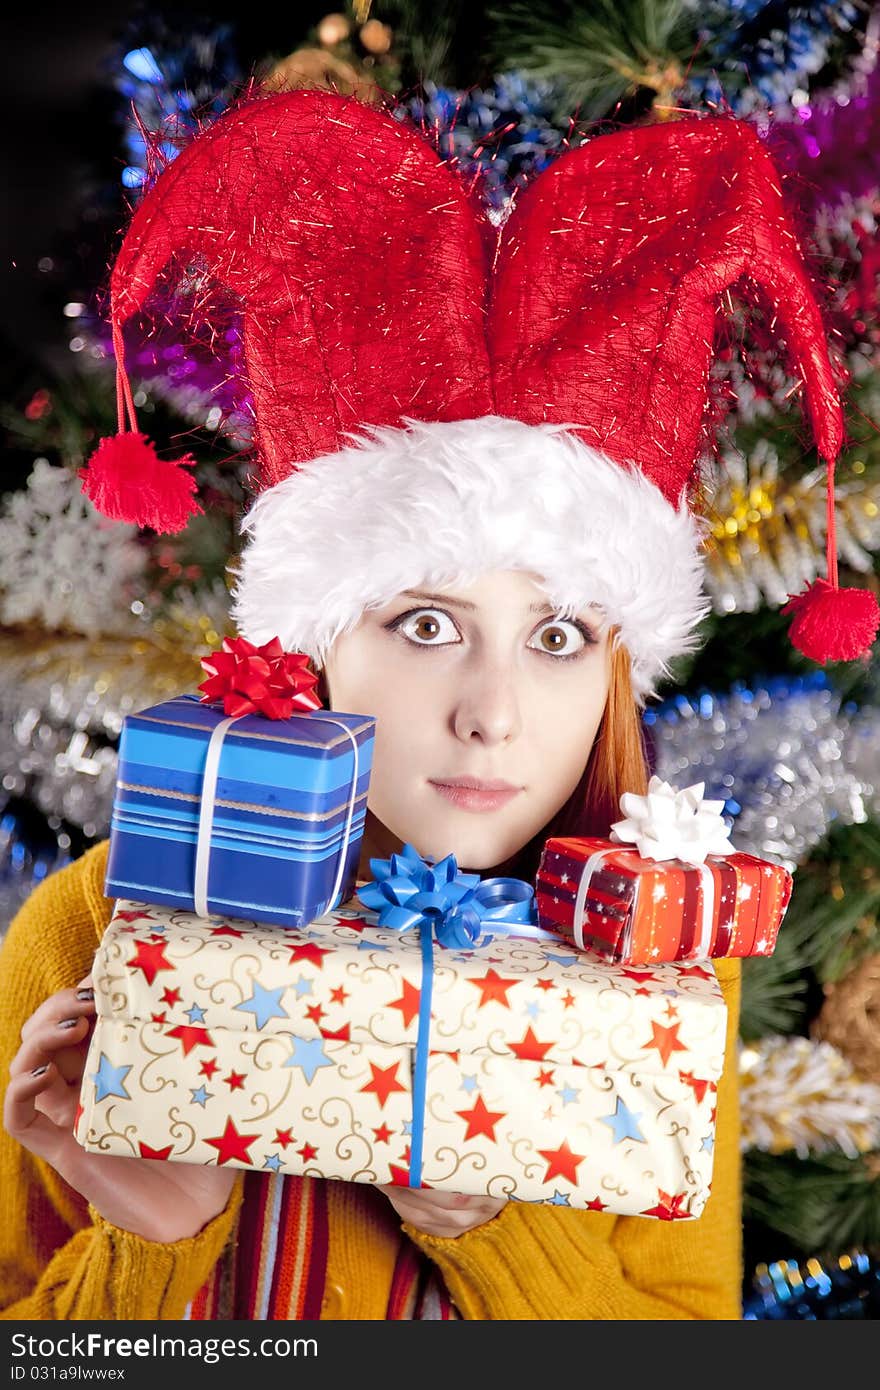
[104, 694, 375, 927]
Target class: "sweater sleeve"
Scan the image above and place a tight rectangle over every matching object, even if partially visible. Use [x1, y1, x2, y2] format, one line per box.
[0, 844, 242, 1321]
[405, 958, 743, 1320]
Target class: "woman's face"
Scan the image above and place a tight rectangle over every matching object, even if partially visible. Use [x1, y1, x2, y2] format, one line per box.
[323, 570, 612, 871]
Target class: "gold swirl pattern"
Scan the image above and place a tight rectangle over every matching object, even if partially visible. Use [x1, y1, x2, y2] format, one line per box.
[75, 897, 727, 1215]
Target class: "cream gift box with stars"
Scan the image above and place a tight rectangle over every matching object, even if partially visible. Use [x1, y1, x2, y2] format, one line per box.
[76, 898, 727, 1219]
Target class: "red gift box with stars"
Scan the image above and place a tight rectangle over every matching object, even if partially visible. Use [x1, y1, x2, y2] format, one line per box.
[75, 896, 727, 1219]
[536, 837, 793, 965]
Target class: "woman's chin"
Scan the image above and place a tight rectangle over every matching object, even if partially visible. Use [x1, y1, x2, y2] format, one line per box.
[403, 811, 530, 875]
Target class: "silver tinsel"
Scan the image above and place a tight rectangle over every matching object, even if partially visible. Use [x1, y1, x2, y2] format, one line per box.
[648, 678, 880, 870]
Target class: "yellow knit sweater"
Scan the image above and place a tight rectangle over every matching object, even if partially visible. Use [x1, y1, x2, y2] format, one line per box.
[0, 842, 743, 1320]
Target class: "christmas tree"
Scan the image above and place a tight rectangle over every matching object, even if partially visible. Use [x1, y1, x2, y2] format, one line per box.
[3, 0, 880, 1318]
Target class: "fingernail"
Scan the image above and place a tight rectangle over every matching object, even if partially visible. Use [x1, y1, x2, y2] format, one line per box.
[58, 1018, 79, 1030]
[75, 988, 94, 1002]
[31, 1064, 49, 1077]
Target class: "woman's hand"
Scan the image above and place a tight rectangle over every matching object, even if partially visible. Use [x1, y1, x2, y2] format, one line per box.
[4, 976, 237, 1244]
[378, 1184, 505, 1237]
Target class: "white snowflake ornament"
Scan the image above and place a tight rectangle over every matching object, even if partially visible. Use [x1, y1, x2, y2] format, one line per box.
[0, 459, 145, 635]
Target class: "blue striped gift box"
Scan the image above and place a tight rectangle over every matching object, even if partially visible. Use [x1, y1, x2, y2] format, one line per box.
[104, 695, 374, 927]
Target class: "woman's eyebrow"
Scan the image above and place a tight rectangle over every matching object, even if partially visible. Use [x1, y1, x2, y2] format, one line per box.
[401, 590, 556, 615]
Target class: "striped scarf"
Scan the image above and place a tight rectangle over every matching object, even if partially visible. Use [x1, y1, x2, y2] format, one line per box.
[185, 1174, 458, 1320]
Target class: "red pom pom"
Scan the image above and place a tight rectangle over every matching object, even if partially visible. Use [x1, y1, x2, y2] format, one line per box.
[79, 432, 202, 533]
[782, 578, 880, 663]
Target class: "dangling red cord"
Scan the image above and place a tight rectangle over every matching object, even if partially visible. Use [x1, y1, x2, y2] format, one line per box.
[78, 315, 203, 533]
[782, 454, 880, 662]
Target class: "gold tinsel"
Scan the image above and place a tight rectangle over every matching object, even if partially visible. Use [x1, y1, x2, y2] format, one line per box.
[814, 953, 880, 1085]
[739, 1035, 880, 1158]
[702, 443, 880, 615]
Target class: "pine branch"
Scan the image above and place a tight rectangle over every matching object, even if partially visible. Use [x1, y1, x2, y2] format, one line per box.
[486, 0, 696, 121]
[743, 1148, 880, 1254]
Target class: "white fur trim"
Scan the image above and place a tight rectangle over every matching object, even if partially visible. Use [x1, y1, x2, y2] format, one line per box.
[232, 417, 709, 702]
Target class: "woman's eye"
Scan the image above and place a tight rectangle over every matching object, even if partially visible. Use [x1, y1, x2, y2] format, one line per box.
[528, 619, 592, 657]
[393, 608, 461, 646]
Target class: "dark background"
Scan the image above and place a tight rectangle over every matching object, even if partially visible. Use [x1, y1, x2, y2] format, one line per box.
[0, 4, 334, 377]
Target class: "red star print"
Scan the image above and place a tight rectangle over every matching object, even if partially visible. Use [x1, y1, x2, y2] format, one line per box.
[387, 979, 421, 1030]
[676, 964, 715, 981]
[388, 1163, 411, 1186]
[679, 1070, 711, 1103]
[274, 1128, 294, 1148]
[664, 1002, 679, 1020]
[297, 1142, 319, 1162]
[536, 1067, 555, 1088]
[428, 1049, 460, 1063]
[223, 1070, 246, 1091]
[115, 909, 148, 923]
[640, 1190, 690, 1220]
[165, 1023, 214, 1057]
[320, 1023, 350, 1042]
[150, 1011, 167, 1024]
[138, 1142, 174, 1161]
[360, 1061, 407, 1109]
[287, 942, 333, 968]
[305, 1003, 325, 1024]
[199, 1058, 219, 1079]
[127, 938, 174, 987]
[562, 991, 576, 1009]
[537, 1138, 586, 1186]
[210, 924, 244, 938]
[373, 1124, 393, 1144]
[508, 1025, 554, 1063]
[161, 986, 181, 1007]
[634, 987, 653, 997]
[585, 1196, 607, 1212]
[536, 978, 555, 992]
[73, 1100, 84, 1134]
[621, 968, 658, 983]
[467, 968, 521, 1009]
[643, 1020, 688, 1067]
[148, 932, 167, 943]
[330, 985, 349, 1005]
[339, 915, 371, 933]
[205, 1117, 260, 1166]
[456, 1094, 506, 1142]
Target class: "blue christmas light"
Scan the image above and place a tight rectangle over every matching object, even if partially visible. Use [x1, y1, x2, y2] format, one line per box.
[123, 48, 164, 84]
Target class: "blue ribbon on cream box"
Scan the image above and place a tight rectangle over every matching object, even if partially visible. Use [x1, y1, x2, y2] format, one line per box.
[104, 694, 375, 927]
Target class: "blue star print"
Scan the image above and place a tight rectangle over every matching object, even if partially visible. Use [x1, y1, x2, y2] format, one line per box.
[701, 1133, 715, 1153]
[557, 1084, 580, 1106]
[283, 1036, 334, 1084]
[524, 1001, 542, 1019]
[91, 1054, 132, 1103]
[189, 1085, 211, 1107]
[263, 1153, 283, 1172]
[460, 1075, 479, 1094]
[185, 1003, 206, 1025]
[549, 1190, 571, 1206]
[292, 976, 313, 998]
[544, 952, 578, 969]
[234, 980, 290, 1030]
[357, 939, 389, 952]
[600, 1096, 646, 1144]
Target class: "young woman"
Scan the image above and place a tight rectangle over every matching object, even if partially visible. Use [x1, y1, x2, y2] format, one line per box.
[0, 87, 865, 1320]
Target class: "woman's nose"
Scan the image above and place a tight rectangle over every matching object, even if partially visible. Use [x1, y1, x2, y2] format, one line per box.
[451, 662, 523, 745]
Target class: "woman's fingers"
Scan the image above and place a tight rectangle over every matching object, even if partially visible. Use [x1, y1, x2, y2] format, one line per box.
[9, 1010, 92, 1078]
[3, 1063, 70, 1162]
[19, 985, 95, 1044]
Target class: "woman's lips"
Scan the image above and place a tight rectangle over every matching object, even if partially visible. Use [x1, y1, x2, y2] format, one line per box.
[428, 778, 522, 813]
